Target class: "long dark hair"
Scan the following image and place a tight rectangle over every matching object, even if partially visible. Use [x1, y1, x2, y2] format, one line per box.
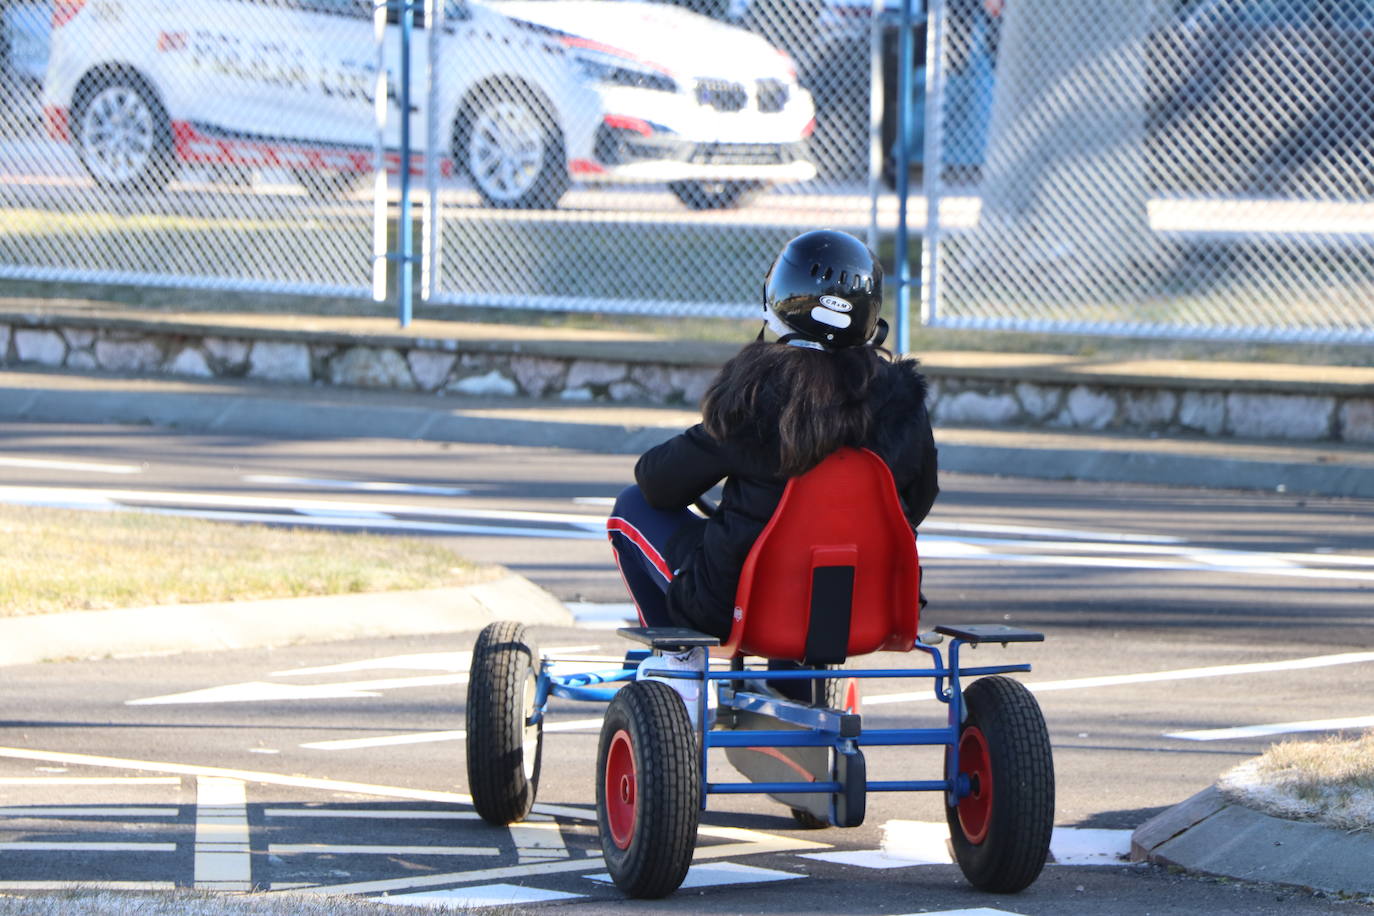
[701, 341, 886, 477]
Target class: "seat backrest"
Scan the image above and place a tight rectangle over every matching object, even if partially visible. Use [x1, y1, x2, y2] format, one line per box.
[721, 447, 921, 663]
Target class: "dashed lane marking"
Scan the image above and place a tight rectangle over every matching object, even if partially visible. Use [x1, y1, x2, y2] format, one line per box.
[1166, 714, 1374, 741]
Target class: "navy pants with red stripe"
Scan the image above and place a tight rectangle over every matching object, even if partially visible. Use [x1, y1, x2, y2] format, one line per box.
[606, 485, 702, 628]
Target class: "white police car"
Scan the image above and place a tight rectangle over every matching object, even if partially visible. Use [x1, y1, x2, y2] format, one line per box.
[41, 0, 816, 208]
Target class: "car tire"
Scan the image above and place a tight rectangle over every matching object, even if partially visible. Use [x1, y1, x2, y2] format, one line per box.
[73, 73, 176, 193]
[668, 180, 763, 210]
[466, 621, 543, 826]
[457, 83, 568, 209]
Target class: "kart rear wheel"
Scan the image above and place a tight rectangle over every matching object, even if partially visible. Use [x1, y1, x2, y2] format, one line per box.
[596, 680, 700, 898]
[466, 621, 543, 825]
[946, 675, 1054, 893]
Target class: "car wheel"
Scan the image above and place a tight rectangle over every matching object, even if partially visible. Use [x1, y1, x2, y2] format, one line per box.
[73, 75, 176, 192]
[458, 84, 568, 209]
[292, 168, 367, 199]
[668, 180, 763, 210]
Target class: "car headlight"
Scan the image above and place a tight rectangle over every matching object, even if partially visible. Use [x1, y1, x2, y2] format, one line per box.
[565, 41, 678, 94]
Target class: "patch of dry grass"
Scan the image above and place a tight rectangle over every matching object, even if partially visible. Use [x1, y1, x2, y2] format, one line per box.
[1218, 730, 1374, 831]
[0, 504, 501, 617]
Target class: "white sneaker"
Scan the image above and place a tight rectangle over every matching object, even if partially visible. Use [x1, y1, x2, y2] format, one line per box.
[636, 647, 712, 727]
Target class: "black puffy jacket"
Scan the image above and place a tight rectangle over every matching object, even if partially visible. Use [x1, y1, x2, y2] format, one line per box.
[635, 357, 938, 638]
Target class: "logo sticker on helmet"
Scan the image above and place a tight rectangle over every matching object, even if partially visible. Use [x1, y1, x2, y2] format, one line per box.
[811, 306, 852, 329]
[818, 295, 853, 312]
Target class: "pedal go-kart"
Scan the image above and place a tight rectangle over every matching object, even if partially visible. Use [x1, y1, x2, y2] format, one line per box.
[465, 448, 1054, 898]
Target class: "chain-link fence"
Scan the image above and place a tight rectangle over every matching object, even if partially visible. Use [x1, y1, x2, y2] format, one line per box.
[922, 0, 1374, 344]
[0, 0, 885, 317]
[6, 0, 1373, 343]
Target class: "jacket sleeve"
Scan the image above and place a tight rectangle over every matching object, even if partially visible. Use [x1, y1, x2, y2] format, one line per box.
[634, 424, 731, 510]
[901, 429, 939, 529]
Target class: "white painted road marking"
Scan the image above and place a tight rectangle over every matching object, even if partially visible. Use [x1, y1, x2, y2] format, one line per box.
[265, 808, 483, 820]
[0, 776, 180, 785]
[586, 861, 803, 888]
[128, 673, 470, 706]
[863, 650, 1374, 707]
[0, 842, 176, 851]
[194, 776, 252, 892]
[0, 457, 142, 474]
[0, 881, 176, 891]
[1166, 714, 1374, 741]
[0, 807, 178, 817]
[383, 884, 584, 908]
[801, 822, 1130, 869]
[243, 475, 470, 496]
[301, 717, 606, 751]
[268, 844, 501, 856]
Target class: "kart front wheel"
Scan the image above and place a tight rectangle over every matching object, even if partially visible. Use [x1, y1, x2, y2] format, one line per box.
[466, 621, 543, 825]
[946, 675, 1054, 893]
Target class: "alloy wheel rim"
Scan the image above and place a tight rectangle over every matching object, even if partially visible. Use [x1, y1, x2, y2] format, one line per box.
[469, 101, 543, 200]
[81, 86, 155, 183]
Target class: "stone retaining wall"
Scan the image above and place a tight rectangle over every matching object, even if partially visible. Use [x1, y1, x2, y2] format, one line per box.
[3, 318, 1372, 444]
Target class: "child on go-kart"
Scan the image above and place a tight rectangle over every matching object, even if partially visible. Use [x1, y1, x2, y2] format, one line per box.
[606, 229, 940, 702]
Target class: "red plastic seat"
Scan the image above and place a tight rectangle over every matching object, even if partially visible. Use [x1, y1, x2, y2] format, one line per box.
[719, 447, 922, 663]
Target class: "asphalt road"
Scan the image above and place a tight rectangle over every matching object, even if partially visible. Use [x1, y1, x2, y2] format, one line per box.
[2, 421, 1373, 913]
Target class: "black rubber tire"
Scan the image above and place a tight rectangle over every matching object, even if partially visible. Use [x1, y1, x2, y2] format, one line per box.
[456, 82, 568, 210]
[465, 621, 542, 825]
[72, 72, 176, 193]
[596, 680, 700, 898]
[668, 179, 763, 210]
[945, 675, 1054, 893]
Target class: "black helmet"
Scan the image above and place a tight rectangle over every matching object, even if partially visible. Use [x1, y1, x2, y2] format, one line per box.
[762, 229, 885, 349]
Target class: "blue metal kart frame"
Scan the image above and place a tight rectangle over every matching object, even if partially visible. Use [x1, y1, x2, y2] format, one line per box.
[531, 623, 1043, 816]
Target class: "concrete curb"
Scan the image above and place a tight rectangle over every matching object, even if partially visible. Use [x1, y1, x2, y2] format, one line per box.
[1131, 787, 1374, 898]
[0, 575, 573, 667]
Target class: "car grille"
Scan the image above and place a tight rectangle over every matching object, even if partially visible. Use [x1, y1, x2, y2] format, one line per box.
[695, 79, 748, 113]
[757, 79, 789, 113]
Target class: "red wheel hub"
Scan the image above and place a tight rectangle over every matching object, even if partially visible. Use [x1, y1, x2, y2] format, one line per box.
[956, 725, 992, 844]
[605, 729, 637, 850]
